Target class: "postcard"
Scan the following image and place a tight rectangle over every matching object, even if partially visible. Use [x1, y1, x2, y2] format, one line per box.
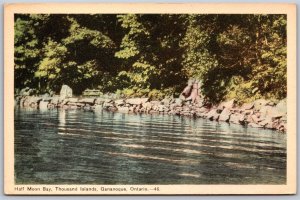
[4, 3, 297, 195]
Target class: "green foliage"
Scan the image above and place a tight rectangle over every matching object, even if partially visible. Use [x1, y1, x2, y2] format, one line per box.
[14, 14, 287, 103]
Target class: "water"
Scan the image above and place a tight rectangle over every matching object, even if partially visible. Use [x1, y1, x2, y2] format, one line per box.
[14, 108, 286, 185]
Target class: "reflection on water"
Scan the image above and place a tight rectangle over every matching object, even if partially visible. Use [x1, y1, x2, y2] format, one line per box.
[14, 108, 286, 184]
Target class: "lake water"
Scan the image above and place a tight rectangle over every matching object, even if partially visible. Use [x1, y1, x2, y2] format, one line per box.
[14, 108, 286, 184]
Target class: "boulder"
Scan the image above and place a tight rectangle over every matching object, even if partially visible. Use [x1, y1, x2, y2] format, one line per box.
[253, 99, 270, 111]
[104, 98, 113, 103]
[95, 98, 106, 105]
[248, 123, 264, 128]
[118, 106, 129, 113]
[142, 102, 152, 112]
[258, 117, 272, 127]
[28, 96, 42, 104]
[115, 99, 125, 106]
[103, 102, 114, 108]
[39, 101, 49, 110]
[206, 109, 219, 121]
[79, 98, 96, 104]
[260, 105, 284, 120]
[229, 113, 246, 124]
[217, 99, 236, 111]
[174, 98, 183, 106]
[94, 104, 103, 112]
[241, 103, 254, 110]
[60, 85, 72, 99]
[126, 98, 149, 105]
[276, 99, 287, 114]
[51, 97, 60, 105]
[251, 113, 263, 123]
[161, 97, 173, 105]
[219, 108, 232, 122]
[158, 105, 165, 112]
[64, 98, 78, 104]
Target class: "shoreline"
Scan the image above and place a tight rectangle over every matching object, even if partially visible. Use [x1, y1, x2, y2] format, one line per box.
[15, 94, 287, 133]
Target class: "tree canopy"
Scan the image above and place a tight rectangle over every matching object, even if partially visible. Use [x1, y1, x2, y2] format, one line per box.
[14, 14, 287, 103]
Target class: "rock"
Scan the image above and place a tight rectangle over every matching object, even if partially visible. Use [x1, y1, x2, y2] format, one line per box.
[248, 123, 264, 128]
[161, 98, 170, 105]
[118, 106, 129, 113]
[158, 105, 165, 112]
[20, 87, 34, 96]
[219, 108, 232, 122]
[64, 98, 78, 105]
[76, 103, 85, 107]
[94, 104, 103, 112]
[251, 113, 263, 123]
[51, 97, 60, 105]
[229, 113, 243, 124]
[241, 103, 254, 110]
[60, 85, 72, 99]
[258, 117, 272, 127]
[104, 98, 113, 103]
[149, 110, 159, 114]
[253, 99, 270, 111]
[218, 99, 236, 111]
[83, 105, 92, 111]
[260, 105, 284, 120]
[276, 99, 287, 114]
[126, 98, 149, 105]
[95, 98, 106, 105]
[173, 98, 183, 106]
[103, 102, 114, 108]
[79, 98, 96, 104]
[115, 99, 125, 106]
[142, 102, 152, 112]
[28, 96, 42, 104]
[206, 109, 219, 121]
[39, 101, 49, 110]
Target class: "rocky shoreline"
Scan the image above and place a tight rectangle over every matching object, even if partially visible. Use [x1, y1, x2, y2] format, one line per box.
[15, 94, 287, 133]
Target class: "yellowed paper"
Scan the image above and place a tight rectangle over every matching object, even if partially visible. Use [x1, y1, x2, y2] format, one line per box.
[4, 3, 297, 195]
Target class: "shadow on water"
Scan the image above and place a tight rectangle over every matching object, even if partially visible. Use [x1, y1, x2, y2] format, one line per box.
[14, 108, 286, 184]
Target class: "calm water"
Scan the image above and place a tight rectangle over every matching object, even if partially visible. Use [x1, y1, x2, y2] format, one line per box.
[15, 108, 286, 184]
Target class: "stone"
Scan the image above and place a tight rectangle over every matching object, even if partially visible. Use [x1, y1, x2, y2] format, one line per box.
[260, 105, 284, 120]
[253, 99, 270, 111]
[51, 97, 60, 105]
[229, 113, 242, 124]
[28, 96, 42, 104]
[39, 101, 49, 110]
[104, 98, 113, 103]
[206, 109, 219, 121]
[79, 98, 96, 104]
[217, 99, 236, 111]
[117, 106, 129, 113]
[158, 105, 164, 112]
[103, 102, 113, 108]
[248, 123, 264, 128]
[251, 113, 263, 123]
[161, 98, 172, 105]
[60, 85, 72, 99]
[94, 104, 103, 112]
[276, 99, 287, 114]
[126, 98, 149, 105]
[174, 98, 183, 105]
[64, 98, 78, 104]
[142, 102, 152, 112]
[241, 103, 254, 110]
[115, 99, 125, 106]
[258, 117, 272, 127]
[95, 98, 106, 105]
[219, 108, 232, 122]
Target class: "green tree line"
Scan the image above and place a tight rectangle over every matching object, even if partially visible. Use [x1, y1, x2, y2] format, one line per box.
[14, 14, 287, 103]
